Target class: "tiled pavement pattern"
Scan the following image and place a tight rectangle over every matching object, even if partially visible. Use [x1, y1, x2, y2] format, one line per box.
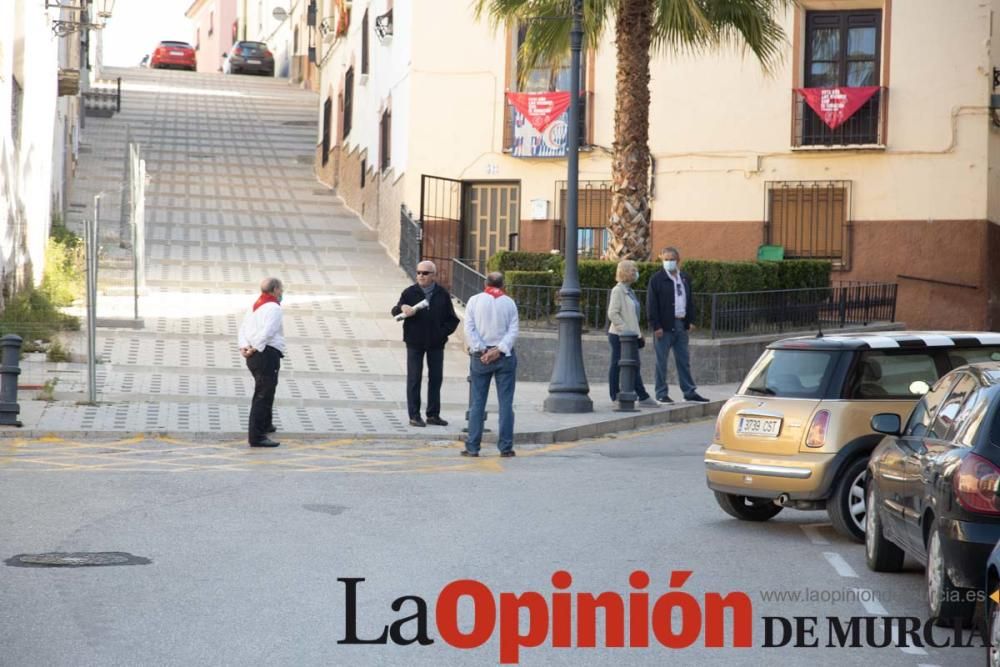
[41, 67, 477, 436]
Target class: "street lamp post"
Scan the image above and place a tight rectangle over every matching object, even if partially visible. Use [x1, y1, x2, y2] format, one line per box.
[544, 0, 592, 414]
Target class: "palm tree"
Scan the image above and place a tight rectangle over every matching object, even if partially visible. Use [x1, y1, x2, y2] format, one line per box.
[475, 0, 791, 260]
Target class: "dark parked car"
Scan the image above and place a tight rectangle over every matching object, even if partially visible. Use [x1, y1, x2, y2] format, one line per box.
[224, 41, 274, 76]
[866, 362, 1000, 624]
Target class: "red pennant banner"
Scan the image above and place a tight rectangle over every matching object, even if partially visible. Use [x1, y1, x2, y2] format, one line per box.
[506, 92, 572, 133]
[796, 86, 880, 130]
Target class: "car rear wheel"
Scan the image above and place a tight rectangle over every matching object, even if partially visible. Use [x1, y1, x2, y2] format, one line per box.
[927, 518, 976, 626]
[864, 485, 904, 572]
[828, 457, 868, 542]
[713, 492, 783, 522]
[988, 580, 1000, 667]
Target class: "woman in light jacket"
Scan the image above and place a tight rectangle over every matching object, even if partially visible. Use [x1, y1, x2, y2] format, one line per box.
[607, 260, 657, 407]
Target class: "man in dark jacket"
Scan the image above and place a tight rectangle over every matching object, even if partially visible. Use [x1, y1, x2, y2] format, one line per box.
[646, 247, 709, 404]
[391, 261, 461, 427]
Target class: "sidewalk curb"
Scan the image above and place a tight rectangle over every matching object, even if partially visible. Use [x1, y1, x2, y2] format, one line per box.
[0, 400, 725, 444]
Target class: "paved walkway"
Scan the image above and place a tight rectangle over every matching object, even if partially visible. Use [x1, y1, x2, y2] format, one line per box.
[12, 66, 734, 443]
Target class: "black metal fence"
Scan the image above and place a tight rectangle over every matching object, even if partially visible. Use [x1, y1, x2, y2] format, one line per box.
[452, 259, 485, 306]
[461, 280, 897, 338]
[399, 205, 421, 280]
[701, 282, 897, 338]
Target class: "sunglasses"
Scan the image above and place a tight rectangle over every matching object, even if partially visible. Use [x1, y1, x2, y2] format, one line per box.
[417, 271, 434, 276]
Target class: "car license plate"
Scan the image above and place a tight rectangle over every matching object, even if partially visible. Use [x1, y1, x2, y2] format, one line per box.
[170, 51, 184, 56]
[737, 416, 781, 437]
[248, 59, 261, 64]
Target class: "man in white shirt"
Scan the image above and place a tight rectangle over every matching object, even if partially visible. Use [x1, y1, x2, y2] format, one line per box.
[238, 277, 287, 447]
[463, 272, 519, 458]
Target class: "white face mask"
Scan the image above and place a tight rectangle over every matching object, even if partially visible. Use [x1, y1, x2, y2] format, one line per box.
[663, 260, 678, 273]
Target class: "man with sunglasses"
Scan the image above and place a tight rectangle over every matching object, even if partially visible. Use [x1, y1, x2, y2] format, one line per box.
[391, 260, 460, 427]
[646, 247, 709, 404]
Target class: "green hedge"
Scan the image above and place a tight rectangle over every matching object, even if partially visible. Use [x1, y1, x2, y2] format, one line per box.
[487, 251, 563, 274]
[489, 251, 832, 293]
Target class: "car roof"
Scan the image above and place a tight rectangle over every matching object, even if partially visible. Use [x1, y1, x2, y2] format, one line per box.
[956, 362, 1000, 386]
[769, 331, 1000, 351]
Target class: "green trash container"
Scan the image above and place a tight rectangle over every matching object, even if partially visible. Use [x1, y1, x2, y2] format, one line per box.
[757, 244, 784, 262]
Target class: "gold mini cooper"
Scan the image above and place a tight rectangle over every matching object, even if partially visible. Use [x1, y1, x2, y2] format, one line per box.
[704, 331, 1000, 541]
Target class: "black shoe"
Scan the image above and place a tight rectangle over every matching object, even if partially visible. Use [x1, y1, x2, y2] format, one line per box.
[656, 396, 674, 405]
[265, 425, 277, 433]
[250, 438, 280, 447]
[460, 450, 479, 457]
[426, 416, 448, 426]
[500, 450, 516, 458]
[409, 417, 427, 427]
[684, 392, 710, 403]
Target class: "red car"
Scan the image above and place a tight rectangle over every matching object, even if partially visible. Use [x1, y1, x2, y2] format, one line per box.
[150, 41, 197, 71]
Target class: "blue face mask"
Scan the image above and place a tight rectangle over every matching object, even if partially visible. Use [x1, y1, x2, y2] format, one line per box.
[277, 294, 284, 303]
[663, 260, 678, 273]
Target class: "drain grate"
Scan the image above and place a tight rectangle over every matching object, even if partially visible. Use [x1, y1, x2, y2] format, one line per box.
[5, 552, 152, 568]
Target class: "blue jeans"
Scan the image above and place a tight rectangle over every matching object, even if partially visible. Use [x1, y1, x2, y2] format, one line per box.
[465, 352, 517, 453]
[654, 320, 696, 400]
[607, 334, 650, 401]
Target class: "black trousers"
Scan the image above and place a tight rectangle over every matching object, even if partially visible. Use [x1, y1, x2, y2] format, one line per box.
[406, 345, 444, 419]
[247, 346, 281, 443]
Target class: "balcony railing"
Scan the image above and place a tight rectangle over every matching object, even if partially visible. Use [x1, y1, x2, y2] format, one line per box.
[502, 91, 590, 153]
[792, 87, 887, 148]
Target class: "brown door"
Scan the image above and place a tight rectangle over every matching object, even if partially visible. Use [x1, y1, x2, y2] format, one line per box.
[463, 182, 520, 270]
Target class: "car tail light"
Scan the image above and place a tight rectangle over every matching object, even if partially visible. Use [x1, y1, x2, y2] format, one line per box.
[953, 454, 1000, 515]
[714, 414, 722, 443]
[265, 49, 273, 58]
[805, 410, 830, 448]
[233, 47, 242, 56]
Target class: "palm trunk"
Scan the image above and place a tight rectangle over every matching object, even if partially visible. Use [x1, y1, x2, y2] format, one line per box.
[607, 0, 653, 261]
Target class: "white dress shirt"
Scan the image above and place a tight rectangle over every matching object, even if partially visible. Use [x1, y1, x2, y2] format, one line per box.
[668, 271, 687, 319]
[464, 292, 519, 355]
[238, 301, 287, 355]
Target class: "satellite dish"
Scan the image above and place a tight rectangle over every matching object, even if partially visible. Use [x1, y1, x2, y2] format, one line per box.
[272, 7, 288, 21]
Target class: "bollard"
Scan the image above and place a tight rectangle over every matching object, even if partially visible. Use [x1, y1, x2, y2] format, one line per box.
[462, 371, 490, 434]
[0, 334, 23, 426]
[613, 334, 639, 412]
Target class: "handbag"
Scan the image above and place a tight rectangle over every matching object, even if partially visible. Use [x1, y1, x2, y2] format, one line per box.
[637, 336, 646, 349]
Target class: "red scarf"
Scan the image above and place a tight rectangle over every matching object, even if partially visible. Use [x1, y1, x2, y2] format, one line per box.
[484, 286, 506, 299]
[253, 293, 280, 311]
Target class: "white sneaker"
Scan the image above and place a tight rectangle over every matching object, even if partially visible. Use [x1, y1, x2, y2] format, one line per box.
[638, 398, 660, 408]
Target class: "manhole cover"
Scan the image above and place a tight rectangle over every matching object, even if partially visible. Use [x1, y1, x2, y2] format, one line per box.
[5, 552, 151, 568]
[188, 153, 214, 159]
[295, 155, 314, 164]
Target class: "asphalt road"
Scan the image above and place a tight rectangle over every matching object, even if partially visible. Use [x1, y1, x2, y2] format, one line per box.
[0, 422, 986, 666]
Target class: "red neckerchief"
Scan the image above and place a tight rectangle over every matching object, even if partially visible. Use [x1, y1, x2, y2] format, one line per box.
[484, 286, 505, 299]
[253, 293, 280, 311]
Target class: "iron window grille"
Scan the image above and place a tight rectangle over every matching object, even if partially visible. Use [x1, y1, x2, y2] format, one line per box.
[765, 180, 852, 269]
[343, 67, 354, 139]
[361, 10, 369, 75]
[554, 180, 613, 256]
[380, 109, 391, 173]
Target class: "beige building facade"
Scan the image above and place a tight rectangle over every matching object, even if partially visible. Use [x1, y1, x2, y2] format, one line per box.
[315, 0, 1000, 331]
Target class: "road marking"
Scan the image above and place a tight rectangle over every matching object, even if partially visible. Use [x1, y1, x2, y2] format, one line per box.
[854, 588, 888, 615]
[801, 523, 831, 545]
[823, 552, 859, 578]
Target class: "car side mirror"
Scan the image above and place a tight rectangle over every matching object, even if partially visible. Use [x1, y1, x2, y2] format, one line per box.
[222, 53, 228, 58]
[871, 413, 902, 436]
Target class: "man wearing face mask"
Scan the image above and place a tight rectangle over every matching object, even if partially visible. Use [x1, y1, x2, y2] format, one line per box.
[646, 248, 709, 404]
